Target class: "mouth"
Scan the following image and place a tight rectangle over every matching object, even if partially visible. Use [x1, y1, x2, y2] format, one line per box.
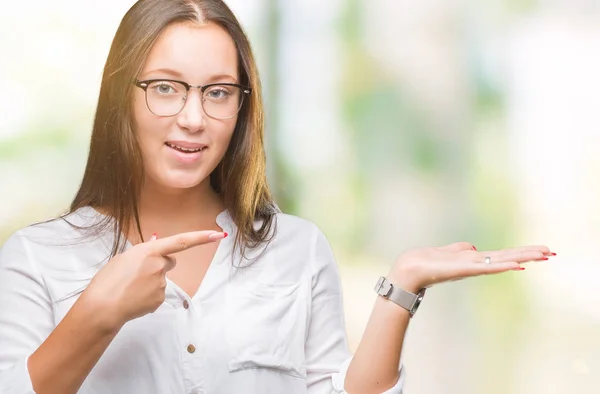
[165, 141, 207, 154]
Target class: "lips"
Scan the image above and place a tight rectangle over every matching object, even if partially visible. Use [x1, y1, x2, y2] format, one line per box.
[165, 141, 207, 153]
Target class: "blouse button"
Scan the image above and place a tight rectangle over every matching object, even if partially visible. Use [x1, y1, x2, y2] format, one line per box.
[183, 300, 189, 309]
[187, 344, 196, 354]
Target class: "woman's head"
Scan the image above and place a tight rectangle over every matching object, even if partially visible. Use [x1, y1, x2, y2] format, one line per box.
[71, 0, 277, 256]
[133, 21, 241, 191]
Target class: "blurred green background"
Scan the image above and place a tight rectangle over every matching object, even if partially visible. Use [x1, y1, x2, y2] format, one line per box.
[1, 1, 599, 393]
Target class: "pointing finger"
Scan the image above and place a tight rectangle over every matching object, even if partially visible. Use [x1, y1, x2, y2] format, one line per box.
[149, 230, 227, 256]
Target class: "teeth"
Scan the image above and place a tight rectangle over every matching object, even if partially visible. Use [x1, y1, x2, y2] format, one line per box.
[166, 142, 204, 153]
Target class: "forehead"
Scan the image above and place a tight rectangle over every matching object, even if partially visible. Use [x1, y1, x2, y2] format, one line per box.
[141, 21, 238, 81]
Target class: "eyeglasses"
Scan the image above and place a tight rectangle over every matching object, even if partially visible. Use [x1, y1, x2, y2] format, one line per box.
[134, 79, 252, 119]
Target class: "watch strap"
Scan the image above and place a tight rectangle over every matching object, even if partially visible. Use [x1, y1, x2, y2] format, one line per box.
[374, 276, 425, 317]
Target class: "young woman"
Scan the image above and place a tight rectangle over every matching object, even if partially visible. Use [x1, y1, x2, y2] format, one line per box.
[0, 1, 554, 393]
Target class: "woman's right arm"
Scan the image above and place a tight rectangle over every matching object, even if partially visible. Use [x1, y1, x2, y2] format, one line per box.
[0, 232, 120, 394]
[0, 229, 225, 394]
[26, 293, 123, 394]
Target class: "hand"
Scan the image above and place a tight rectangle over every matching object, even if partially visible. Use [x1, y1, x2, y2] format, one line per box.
[387, 242, 555, 293]
[81, 230, 226, 330]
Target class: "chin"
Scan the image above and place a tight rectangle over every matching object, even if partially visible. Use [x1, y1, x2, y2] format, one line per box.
[163, 176, 207, 190]
[146, 171, 209, 192]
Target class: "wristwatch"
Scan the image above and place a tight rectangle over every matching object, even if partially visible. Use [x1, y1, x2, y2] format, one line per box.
[374, 276, 426, 317]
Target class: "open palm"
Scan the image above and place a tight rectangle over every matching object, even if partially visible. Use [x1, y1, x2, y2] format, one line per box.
[389, 242, 554, 292]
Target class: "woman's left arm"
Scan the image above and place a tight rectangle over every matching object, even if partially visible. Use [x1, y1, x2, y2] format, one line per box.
[343, 241, 553, 394]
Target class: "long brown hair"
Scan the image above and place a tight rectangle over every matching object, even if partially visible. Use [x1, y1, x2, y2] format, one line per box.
[69, 0, 277, 258]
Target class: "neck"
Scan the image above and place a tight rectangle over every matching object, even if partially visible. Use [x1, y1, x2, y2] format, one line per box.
[135, 178, 225, 241]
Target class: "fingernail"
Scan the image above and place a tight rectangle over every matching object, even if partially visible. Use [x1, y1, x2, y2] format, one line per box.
[542, 257, 549, 261]
[151, 232, 158, 240]
[472, 246, 477, 251]
[548, 253, 557, 256]
[208, 232, 226, 241]
[513, 267, 525, 271]
[224, 232, 228, 238]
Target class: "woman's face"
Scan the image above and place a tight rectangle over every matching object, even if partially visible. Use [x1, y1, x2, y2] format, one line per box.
[133, 21, 240, 191]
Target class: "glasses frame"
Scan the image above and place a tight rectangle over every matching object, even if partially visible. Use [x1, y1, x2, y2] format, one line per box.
[134, 79, 252, 119]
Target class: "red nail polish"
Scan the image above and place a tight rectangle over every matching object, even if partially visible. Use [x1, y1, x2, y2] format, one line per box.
[542, 257, 549, 261]
[549, 253, 557, 256]
[223, 232, 228, 238]
[472, 246, 477, 251]
[152, 232, 158, 238]
[513, 267, 525, 271]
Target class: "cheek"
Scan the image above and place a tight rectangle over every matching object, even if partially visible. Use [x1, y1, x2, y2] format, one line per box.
[215, 119, 237, 153]
[133, 95, 169, 151]
[210, 129, 235, 166]
[219, 128, 235, 150]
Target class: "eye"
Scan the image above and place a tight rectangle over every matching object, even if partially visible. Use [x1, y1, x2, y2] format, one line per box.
[205, 86, 231, 100]
[148, 81, 179, 95]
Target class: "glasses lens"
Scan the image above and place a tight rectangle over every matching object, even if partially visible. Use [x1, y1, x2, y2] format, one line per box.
[145, 80, 187, 116]
[202, 85, 245, 119]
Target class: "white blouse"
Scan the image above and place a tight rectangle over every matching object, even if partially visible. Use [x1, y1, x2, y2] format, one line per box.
[0, 207, 405, 394]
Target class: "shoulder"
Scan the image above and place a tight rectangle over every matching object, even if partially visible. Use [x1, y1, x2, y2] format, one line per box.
[270, 214, 342, 291]
[2, 207, 101, 248]
[0, 207, 111, 270]
[269, 212, 332, 250]
[237, 212, 337, 285]
[267, 212, 336, 265]
[273, 212, 320, 237]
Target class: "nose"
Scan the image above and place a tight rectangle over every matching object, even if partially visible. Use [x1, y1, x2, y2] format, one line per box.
[176, 89, 206, 133]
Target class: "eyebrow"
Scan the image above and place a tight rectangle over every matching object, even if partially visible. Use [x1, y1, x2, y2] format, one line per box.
[142, 68, 238, 83]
